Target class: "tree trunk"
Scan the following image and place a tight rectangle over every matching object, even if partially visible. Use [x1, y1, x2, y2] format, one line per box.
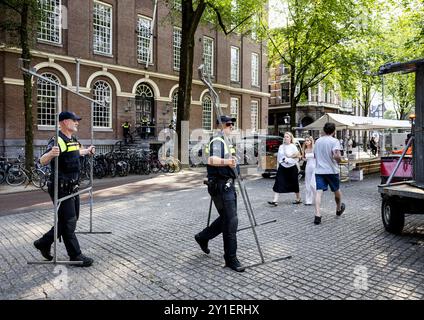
[20, 2, 34, 170]
[176, 0, 206, 162]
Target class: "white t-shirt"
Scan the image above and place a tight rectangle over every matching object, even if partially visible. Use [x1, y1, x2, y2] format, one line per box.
[277, 143, 298, 168]
[314, 135, 341, 174]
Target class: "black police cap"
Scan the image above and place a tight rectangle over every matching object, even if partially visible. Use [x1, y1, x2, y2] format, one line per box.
[216, 115, 236, 125]
[59, 111, 82, 122]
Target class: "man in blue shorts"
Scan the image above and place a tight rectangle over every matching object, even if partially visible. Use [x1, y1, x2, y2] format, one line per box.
[313, 122, 346, 225]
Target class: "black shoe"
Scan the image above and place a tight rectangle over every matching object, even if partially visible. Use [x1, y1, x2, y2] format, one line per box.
[225, 257, 246, 272]
[292, 199, 302, 204]
[33, 240, 53, 261]
[267, 201, 278, 206]
[195, 234, 210, 254]
[336, 203, 346, 216]
[314, 216, 322, 225]
[70, 254, 93, 267]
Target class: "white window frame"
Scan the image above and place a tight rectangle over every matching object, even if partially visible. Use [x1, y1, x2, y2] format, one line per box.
[311, 87, 318, 102]
[93, 1, 113, 56]
[230, 46, 240, 82]
[172, 90, 178, 122]
[251, 100, 259, 132]
[173, 27, 182, 70]
[230, 97, 239, 130]
[202, 95, 213, 131]
[37, 73, 61, 127]
[37, 0, 62, 44]
[203, 36, 214, 77]
[93, 80, 112, 129]
[251, 53, 259, 87]
[137, 15, 153, 64]
[251, 14, 258, 41]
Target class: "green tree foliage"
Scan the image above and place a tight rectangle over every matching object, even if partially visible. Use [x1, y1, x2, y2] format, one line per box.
[377, 0, 423, 120]
[267, 0, 376, 131]
[0, 0, 41, 169]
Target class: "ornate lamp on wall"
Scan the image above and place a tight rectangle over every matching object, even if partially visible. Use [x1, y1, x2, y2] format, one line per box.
[124, 98, 134, 113]
[283, 114, 290, 132]
[162, 102, 171, 116]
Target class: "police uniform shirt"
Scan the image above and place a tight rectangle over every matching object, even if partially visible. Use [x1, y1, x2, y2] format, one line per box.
[207, 133, 239, 179]
[43, 132, 81, 181]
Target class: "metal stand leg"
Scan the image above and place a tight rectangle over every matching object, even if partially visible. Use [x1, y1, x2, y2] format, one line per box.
[76, 103, 111, 235]
[76, 176, 111, 235]
[207, 197, 213, 227]
[28, 201, 83, 266]
[237, 180, 277, 232]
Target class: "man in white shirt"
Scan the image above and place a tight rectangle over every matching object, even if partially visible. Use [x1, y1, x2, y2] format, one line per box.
[313, 122, 346, 225]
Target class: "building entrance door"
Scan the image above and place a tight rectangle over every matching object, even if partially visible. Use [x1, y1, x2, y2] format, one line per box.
[135, 83, 155, 138]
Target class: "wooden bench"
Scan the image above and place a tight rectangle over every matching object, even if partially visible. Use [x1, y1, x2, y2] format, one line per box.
[354, 158, 381, 175]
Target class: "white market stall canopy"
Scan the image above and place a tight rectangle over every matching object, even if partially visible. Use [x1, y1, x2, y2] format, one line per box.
[302, 113, 411, 130]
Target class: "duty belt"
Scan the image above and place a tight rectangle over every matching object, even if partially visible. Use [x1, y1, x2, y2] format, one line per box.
[48, 178, 79, 194]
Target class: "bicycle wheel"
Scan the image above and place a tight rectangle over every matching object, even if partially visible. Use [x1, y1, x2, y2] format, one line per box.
[0, 169, 5, 184]
[31, 169, 44, 188]
[151, 160, 160, 173]
[39, 174, 49, 192]
[173, 159, 181, 172]
[6, 168, 26, 186]
[167, 160, 175, 173]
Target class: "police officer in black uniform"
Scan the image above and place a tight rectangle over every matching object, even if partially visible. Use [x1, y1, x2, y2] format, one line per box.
[194, 115, 245, 272]
[122, 121, 132, 144]
[33, 111, 95, 267]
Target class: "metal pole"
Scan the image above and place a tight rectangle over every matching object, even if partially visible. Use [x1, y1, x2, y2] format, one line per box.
[381, 75, 385, 117]
[53, 85, 59, 263]
[76, 58, 80, 93]
[207, 197, 212, 227]
[89, 101, 94, 232]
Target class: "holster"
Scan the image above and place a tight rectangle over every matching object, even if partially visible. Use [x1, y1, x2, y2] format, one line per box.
[206, 178, 218, 197]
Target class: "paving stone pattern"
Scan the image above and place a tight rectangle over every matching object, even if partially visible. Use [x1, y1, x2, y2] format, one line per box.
[0, 174, 423, 300]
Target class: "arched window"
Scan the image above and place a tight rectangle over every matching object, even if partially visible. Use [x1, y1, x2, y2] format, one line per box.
[135, 83, 154, 125]
[202, 95, 213, 131]
[93, 80, 112, 128]
[136, 83, 153, 97]
[37, 73, 60, 126]
[172, 90, 178, 122]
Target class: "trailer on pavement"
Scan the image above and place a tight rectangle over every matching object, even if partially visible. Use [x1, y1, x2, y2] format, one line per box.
[377, 58, 424, 234]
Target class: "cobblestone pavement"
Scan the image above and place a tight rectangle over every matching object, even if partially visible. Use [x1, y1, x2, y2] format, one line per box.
[0, 173, 423, 300]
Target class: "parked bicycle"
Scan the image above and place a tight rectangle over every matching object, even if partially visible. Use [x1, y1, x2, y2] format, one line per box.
[5, 158, 44, 187]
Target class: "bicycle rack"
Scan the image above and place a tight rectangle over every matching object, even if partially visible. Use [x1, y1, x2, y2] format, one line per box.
[199, 65, 291, 269]
[20, 62, 111, 266]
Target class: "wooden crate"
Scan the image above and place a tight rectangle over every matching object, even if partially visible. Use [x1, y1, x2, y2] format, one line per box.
[260, 155, 277, 170]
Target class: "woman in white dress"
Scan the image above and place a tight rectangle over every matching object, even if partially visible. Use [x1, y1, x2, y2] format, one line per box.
[268, 132, 302, 206]
[302, 136, 316, 205]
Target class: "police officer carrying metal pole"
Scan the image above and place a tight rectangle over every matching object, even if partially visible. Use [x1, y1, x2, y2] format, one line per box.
[194, 115, 245, 272]
[33, 111, 95, 267]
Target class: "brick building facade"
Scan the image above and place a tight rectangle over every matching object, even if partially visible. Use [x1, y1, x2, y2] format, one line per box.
[0, 0, 269, 157]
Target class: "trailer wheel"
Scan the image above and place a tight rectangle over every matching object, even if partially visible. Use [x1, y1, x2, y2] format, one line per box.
[381, 197, 404, 234]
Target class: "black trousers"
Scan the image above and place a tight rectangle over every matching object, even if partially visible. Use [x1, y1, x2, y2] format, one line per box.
[198, 183, 238, 261]
[38, 186, 82, 258]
